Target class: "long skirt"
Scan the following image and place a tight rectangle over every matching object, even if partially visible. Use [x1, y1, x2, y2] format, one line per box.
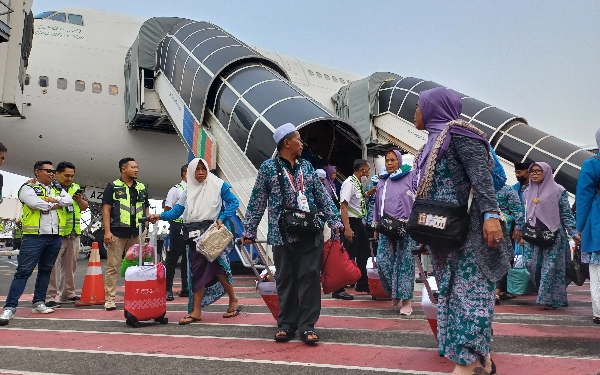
[524, 229, 569, 308]
[376, 234, 415, 300]
[430, 241, 495, 366]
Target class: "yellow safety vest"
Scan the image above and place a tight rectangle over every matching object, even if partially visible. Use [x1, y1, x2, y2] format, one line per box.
[172, 183, 186, 223]
[19, 182, 63, 235]
[58, 183, 82, 236]
[109, 179, 147, 227]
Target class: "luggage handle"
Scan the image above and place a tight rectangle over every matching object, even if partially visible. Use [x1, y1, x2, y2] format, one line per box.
[138, 217, 153, 266]
[412, 246, 436, 305]
[368, 237, 377, 269]
[235, 239, 274, 282]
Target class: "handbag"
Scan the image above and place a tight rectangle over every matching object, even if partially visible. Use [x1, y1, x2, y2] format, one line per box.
[407, 121, 483, 248]
[275, 159, 322, 235]
[522, 221, 557, 247]
[196, 222, 233, 262]
[568, 244, 588, 286]
[321, 237, 361, 294]
[376, 179, 408, 240]
[183, 221, 212, 239]
[507, 266, 536, 295]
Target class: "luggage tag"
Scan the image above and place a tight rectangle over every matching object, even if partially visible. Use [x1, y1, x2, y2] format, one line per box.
[297, 192, 310, 213]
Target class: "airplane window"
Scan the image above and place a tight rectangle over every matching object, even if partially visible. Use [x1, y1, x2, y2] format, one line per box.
[49, 13, 67, 22]
[75, 80, 85, 92]
[39, 76, 48, 87]
[34, 11, 56, 19]
[109, 85, 118, 95]
[68, 14, 84, 26]
[92, 82, 102, 94]
[308, 70, 314, 76]
[316, 72, 322, 78]
[25, 74, 30, 85]
[57, 78, 67, 90]
[332, 76, 338, 82]
[339, 78, 345, 84]
[324, 74, 330, 80]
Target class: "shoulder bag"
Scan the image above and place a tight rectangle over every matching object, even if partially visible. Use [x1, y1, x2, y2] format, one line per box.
[408, 120, 484, 248]
[275, 159, 322, 235]
[376, 179, 407, 240]
[522, 221, 557, 247]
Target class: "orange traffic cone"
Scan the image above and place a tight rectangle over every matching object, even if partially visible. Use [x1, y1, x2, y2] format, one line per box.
[76, 242, 106, 306]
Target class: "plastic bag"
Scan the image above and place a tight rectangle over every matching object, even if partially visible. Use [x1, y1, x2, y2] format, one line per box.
[125, 243, 154, 261]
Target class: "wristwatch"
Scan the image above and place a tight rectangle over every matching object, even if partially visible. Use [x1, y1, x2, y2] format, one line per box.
[483, 213, 500, 220]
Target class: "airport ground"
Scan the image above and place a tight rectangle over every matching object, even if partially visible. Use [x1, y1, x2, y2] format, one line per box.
[0, 251, 599, 375]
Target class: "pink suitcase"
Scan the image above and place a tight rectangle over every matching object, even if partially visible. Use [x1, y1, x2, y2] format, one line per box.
[124, 218, 168, 328]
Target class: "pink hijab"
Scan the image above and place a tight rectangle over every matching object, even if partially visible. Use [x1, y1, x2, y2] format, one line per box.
[523, 162, 565, 232]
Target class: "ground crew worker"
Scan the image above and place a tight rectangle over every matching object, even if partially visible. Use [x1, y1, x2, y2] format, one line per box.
[101, 157, 149, 311]
[0, 161, 73, 325]
[163, 164, 188, 301]
[46, 162, 89, 308]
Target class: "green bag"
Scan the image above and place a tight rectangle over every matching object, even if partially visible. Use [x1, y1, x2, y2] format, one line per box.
[119, 255, 152, 277]
[507, 267, 535, 295]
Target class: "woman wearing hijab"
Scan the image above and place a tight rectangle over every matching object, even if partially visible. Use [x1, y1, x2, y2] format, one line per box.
[414, 87, 510, 375]
[323, 165, 341, 207]
[372, 150, 415, 315]
[150, 158, 241, 324]
[523, 162, 580, 310]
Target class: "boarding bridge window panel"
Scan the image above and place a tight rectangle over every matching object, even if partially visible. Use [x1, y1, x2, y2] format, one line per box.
[213, 85, 238, 127]
[388, 89, 408, 115]
[188, 69, 214, 118]
[228, 102, 256, 150]
[170, 48, 188, 89]
[525, 149, 562, 171]
[182, 29, 224, 52]
[246, 120, 277, 168]
[378, 89, 392, 114]
[506, 124, 548, 147]
[163, 36, 180, 81]
[68, 14, 83, 26]
[461, 98, 486, 118]
[203, 46, 251, 74]
[398, 92, 420, 123]
[57, 78, 67, 90]
[395, 77, 423, 91]
[75, 80, 85, 92]
[109, 85, 118, 96]
[495, 133, 531, 164]
[227, 66, 279, 94]
[34, 11, 56, 19]
[174, 21, 209, 41]
[49, 13, 66, 22]
[179, 60, 200, 105]
[243, 80, 301, 114]
[554, 164, 579, 194]
[25, 74, 30, 85]
[473, 107, 513, 130]
[92, 82, 102, 94]
[567, 150, 596, 168]
[263, 97, 328, 129]
[411, 81, 440, 94]
[191, 37, 237, 63]
[39, 76, 49, 87]
[535, 136, 580, 160]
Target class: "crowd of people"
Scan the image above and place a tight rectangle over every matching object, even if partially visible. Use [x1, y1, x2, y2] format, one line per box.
[0, 86, 599, 374]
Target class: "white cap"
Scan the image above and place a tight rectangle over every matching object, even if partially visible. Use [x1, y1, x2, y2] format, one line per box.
[379, 166, 387, 174]
[316, 169, 326, 179]
[273, 123, 296, 144]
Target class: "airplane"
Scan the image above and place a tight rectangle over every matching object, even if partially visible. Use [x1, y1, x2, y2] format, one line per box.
[0, 8, 594, 253]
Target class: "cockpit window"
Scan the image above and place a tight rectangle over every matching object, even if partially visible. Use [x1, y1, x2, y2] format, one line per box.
[68, 14, 83, 26]
[49, 13, 66, 22]
[34, 11, 56, 19]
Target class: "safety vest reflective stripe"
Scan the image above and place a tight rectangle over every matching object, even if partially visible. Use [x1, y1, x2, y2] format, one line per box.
[110, 179, 147, 227]
[59, 183, 82, 236]
[19, 183, 62, 235]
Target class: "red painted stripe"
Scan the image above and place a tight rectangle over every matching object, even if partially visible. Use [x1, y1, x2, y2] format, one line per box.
[1, 330, 598, 374]
[86, 262, 101, 266]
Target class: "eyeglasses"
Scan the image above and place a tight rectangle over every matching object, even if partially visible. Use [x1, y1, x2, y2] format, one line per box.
[37, 168, 55, 174]
[530, 169, 543, 175]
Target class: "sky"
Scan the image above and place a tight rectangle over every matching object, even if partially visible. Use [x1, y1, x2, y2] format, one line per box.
[2, 0, 599, 199]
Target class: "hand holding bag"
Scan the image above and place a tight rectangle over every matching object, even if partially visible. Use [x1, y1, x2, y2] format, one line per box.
[375, 179, 408, 240]
[196, 222, 233, 262]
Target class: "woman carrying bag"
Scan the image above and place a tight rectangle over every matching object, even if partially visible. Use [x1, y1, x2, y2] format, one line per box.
[522, 162, 580, 310]
[411, 87, 511, 375]
[150, 158, 241, 324]
[372, 150, 416, 315]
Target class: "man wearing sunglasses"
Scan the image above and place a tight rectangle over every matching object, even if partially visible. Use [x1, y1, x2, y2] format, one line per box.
[0, 161, 73, 325]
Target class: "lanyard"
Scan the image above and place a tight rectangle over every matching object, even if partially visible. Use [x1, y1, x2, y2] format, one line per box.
[349, 176, 366, 218]
[283, 168, 304, 193]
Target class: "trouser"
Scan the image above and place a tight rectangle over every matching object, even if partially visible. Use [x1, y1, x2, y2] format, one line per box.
[46, 236, 80, 301]
[273, 233, 324, 334]
[4, 234, 62, 309]
[590, 264, 600, 318]
[340, 217, 369, 290]
[165, 223, 188, 292]
[104, 235, 138, 303]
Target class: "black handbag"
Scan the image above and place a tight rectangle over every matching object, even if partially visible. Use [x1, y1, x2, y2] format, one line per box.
[275, 159, 322, 235]
[407, 197, 471, 248]
[568, 244, 588, 286]
[522, 221, 557, 247]
[375, 179, 408, 240]
[183, 221, 213, 239]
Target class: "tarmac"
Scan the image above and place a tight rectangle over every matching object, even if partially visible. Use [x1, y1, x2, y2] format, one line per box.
[0, 250, 599, 375]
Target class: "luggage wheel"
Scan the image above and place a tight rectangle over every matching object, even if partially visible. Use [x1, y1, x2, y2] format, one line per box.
[154, 317, 169, 324]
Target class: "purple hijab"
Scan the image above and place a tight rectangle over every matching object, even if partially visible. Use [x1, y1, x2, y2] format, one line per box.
[415, 87, 489, 186]
[323, 165, 338, 201]
[374, 150, 415, 221]
[523, 162, 565, 232]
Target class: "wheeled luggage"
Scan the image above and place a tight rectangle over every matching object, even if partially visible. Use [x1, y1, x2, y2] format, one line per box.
[124, 218, 168, 328]
[237, 239, 280, 320]
[412, 246, 438, 341]
[367, 242, 391, 300]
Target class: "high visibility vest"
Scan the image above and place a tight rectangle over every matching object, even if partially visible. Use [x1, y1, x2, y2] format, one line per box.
[109, 179, 147, 227]
[172, 183, 186, 223]
[19, 182, 63, 235]
[57, 183, 82, 236]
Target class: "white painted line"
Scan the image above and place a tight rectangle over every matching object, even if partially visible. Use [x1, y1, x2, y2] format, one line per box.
[0, 369, 70, 375]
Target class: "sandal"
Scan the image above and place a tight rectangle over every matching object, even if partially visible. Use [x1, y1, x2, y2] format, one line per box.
[274, 329, 295, 342]
[471, 368, 489, 375]
[179, 315, 201, 325]
[300, 330, 320, 344]
[544, 305, 557, 310]
[223, 306, 242, 318]
[593, 317, 600, 324]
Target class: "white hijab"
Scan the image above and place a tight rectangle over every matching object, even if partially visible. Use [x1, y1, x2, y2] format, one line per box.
[184, 158, 224, 223]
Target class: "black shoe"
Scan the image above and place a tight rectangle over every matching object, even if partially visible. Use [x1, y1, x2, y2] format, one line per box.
[332, 291, 354, 300]
[166, 291, 174, 301]
[178, 289, 189, 298]
[45, 301, 61, 308]
[355, 286, 370, 293]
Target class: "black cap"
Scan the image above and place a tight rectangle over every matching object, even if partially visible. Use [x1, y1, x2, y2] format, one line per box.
[514, 162, 531, 171]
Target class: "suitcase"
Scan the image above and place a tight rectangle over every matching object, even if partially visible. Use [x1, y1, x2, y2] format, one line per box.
[124, 218, 168, 328]
[367, 239, 392, 300]
[412, 246, 438, 341]
[236, 239, 280, 321]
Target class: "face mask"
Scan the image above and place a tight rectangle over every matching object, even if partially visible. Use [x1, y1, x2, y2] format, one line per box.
[516, 175, 528, 184]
